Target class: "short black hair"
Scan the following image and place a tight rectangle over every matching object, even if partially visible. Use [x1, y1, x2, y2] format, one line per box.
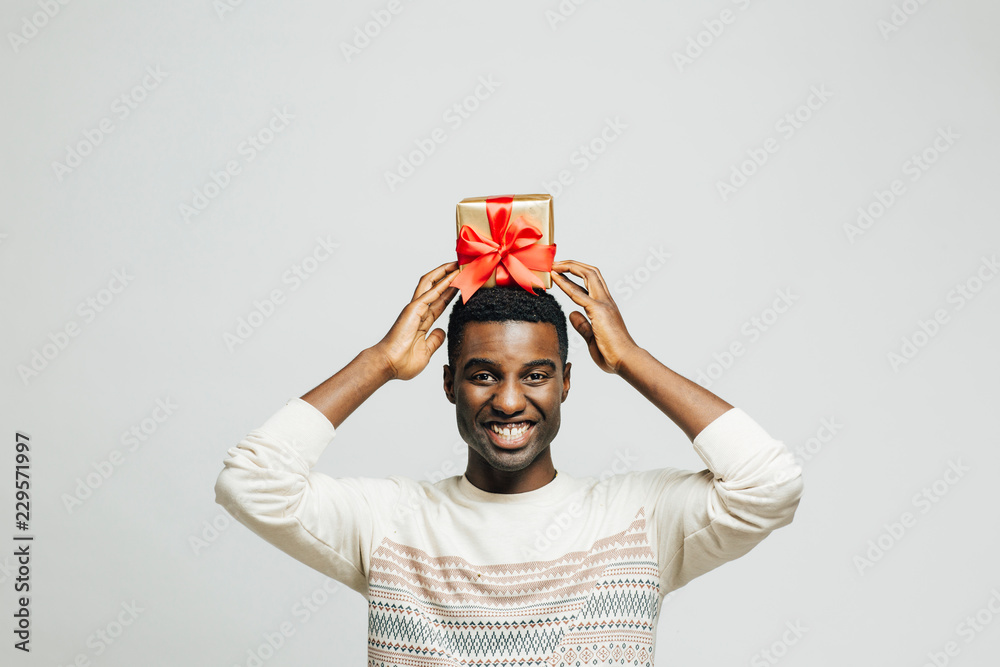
[447, 285, 568, 370]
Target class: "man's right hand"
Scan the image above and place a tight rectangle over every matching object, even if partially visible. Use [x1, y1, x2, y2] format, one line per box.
[371, 261, 460, 381]
[301, 261, 460, 428]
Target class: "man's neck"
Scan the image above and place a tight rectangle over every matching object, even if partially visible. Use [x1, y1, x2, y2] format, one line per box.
[464, 461, 558, 494]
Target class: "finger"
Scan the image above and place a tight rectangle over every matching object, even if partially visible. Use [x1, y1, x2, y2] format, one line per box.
[422, 284, 459, 327]
[552, 260, 611, 301]
[552, 259, 597, 276]
[416, 268, 460, 306]
[413, 261, 459, 300]
[413, 261, 460, 301]
[550, 268, 595, 306]
[550, 270, 589, 301]
[550, 260, 593, 294]
[413, 272, 459, 331]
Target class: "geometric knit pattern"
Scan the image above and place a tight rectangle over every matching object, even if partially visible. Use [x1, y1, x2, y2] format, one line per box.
[367, 507, 659, 666]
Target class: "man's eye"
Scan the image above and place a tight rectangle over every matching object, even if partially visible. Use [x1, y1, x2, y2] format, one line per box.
[526, 373, 547, 381]
[472, 373, 493, 381]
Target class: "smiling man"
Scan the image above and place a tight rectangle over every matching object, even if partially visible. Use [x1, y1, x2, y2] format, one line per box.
[214, 259, 804, 666]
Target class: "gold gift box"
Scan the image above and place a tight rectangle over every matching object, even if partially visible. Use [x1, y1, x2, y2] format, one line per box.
[455, 194, 555, 289]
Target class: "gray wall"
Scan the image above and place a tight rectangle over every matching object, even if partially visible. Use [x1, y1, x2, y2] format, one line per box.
[2, 0, 998, 664]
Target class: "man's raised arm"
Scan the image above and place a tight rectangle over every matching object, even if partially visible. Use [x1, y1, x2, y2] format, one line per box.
[301, 261, 460, 427]
[549, 259, 733, 441]
[550, 259, 803, 591]
[212, 262, 459, 594]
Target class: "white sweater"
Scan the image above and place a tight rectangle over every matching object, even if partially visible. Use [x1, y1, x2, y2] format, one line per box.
[215, 398, 803, 666]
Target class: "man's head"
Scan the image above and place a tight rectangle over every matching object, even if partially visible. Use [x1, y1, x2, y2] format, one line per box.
[443, 285, 571, 488]
[446, 285, 569, 371]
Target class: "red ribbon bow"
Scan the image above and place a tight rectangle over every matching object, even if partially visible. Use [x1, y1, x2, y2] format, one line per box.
[452, 196, 557, 303]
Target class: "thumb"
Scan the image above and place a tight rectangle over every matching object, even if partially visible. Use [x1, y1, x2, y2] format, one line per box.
[569, 311, 593, 343]
[425, 328, 446, 355]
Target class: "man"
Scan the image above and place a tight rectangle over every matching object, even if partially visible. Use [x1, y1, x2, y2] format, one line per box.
[215, 259, 804, 665]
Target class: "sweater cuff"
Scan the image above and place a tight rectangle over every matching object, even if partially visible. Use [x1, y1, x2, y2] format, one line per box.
[255, 397, 337, 467]
[691, 407, 786, 478]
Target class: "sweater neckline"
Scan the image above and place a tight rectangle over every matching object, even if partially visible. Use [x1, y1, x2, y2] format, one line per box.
[457, 469, 570, 505]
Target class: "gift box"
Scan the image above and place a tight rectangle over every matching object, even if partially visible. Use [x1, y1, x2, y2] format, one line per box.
[452, 194, 556, 303]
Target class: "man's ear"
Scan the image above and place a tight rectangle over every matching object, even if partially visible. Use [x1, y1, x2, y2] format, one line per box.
[561, 361, 571, 402]
[443, 364, 456, 404]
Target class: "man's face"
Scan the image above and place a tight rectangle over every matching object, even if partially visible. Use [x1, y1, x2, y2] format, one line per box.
[443, 320, 571, 474]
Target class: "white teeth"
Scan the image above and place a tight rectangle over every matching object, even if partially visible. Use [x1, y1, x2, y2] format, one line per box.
[489, 422, 530, 438]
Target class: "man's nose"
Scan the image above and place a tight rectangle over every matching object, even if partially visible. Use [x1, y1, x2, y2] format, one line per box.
[492, 378, 526, 415]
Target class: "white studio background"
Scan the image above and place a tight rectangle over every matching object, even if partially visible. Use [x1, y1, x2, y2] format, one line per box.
[2, 0, 999, 665]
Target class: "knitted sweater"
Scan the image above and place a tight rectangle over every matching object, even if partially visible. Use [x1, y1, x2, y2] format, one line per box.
[215, 398, 803, 666]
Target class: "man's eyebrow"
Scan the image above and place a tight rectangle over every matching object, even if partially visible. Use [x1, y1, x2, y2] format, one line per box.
[462, 358, 556, 372]
[463, 357, 498, 372]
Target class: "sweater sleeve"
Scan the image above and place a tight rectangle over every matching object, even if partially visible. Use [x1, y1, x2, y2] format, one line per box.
[213, 397, 402, 596]
[651, 407, 804, 594]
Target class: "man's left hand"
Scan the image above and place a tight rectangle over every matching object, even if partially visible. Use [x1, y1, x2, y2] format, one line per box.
[549, 260, 640, 374]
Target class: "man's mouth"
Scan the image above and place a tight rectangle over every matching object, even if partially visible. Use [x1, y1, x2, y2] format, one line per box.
[484, 421, 535, 449]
